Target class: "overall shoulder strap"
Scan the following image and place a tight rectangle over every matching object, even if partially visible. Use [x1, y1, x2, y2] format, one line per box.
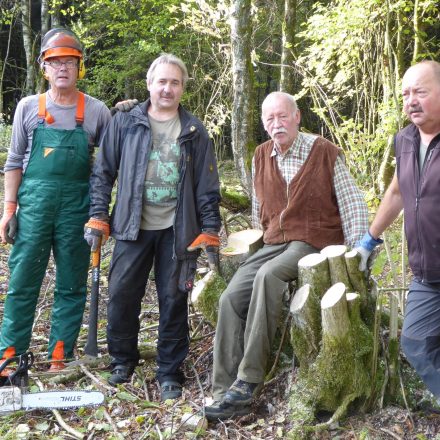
[75, 92, 85, 125]
[37, 93, 55, 124]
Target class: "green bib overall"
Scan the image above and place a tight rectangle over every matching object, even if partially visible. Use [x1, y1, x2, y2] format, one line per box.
[0, 92, 91, 361]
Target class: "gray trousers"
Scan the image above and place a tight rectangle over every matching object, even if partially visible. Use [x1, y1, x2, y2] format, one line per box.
[212, 241, 317, 400]
[401, 279, 440, 398]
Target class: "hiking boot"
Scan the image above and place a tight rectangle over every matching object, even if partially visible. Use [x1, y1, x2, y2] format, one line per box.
[108, 365, 135, 386]
[160, 380, 182, 401]
[224, 379, 262, 406]
[204, 400, 252, 421]
[415, 391, 440, 415]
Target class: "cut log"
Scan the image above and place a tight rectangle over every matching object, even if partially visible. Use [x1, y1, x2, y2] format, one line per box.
[346, 292, 361, 322]
[321, 282, 350, 339]
[345, 249, 375, 325]
[191, 270, 216, 305]
[298, 253, 331, 299]
[220, 228, 263, 282]
[190, 270, 227, 326]
[290, 284, 321, 365]
[190, 229, 263, 324]
[344, 249, 368, 297]
[320, 245, 353, 289]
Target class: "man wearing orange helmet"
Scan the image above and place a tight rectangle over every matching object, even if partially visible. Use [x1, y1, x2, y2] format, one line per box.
[0, 28, 111, 372]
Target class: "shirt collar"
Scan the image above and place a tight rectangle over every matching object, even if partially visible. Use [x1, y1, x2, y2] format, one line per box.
[270, 132, 302, 157]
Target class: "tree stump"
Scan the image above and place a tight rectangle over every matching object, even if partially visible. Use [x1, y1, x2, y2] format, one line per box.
[219, 228, 263, 283]
[320, 245, 353, 289]
[289, 245, 376, 437]
[298, 253, 332, 298]
[190, 229, 264, 325]
[290, 284, 321, 368]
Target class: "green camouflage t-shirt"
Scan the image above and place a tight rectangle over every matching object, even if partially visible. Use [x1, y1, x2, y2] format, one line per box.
[141, 114, 181, 230]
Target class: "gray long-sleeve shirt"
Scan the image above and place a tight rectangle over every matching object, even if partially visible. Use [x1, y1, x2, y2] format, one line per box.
[5, 92, 111, 172]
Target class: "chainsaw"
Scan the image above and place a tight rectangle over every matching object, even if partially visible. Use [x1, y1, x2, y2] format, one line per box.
[0, 352, 104, 414]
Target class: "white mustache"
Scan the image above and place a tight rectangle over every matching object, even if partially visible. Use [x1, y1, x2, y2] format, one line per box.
[272, 128, 288, 135]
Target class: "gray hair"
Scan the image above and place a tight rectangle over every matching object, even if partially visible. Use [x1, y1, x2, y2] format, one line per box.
[261, 91, 298, 116]
[146, 53, 189, 88]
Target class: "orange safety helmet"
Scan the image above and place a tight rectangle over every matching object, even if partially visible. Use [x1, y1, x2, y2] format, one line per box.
[39, 28, 86, 79]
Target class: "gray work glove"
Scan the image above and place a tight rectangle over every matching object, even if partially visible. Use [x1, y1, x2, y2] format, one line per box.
[354, 231, 383, 271]
[0, 201, 18, 244]
[110, 99, 139, 115]
[6, 214, 17, 244]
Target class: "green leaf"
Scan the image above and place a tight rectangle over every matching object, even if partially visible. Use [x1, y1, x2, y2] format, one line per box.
[116, 391, 139, 402]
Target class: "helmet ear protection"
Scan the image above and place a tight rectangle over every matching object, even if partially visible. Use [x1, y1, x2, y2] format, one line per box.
[78, 58, 86, 80]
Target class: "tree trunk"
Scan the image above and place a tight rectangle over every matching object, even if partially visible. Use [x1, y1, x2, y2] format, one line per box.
[289, 245, 376, 435]
[230, 0, 255, 195]
[51, 1, 61, 27]
[0, 5, 18, 117]
[20, 0, 35, 96]
[39, 0, 50, 93]
[280, 0, 297, 93]
[412, 0, 420, 63]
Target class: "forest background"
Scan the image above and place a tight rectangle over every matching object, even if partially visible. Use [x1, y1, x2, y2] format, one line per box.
[0, 0, 440, 439]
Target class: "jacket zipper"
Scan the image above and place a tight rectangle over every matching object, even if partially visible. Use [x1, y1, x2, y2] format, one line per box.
[279, 183, 289, 243]
[417, 147, 434, 282]
[172, 128, 196, 259]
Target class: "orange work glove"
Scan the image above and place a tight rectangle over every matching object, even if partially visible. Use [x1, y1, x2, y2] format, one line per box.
[187, 232, 220, 271]
[0, 201, 18, 244]
[84, 217, 110, 251]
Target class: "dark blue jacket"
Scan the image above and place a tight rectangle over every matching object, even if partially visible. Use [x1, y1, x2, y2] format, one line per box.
[395, 124, 440, 282]
[89, 100, 221, 259]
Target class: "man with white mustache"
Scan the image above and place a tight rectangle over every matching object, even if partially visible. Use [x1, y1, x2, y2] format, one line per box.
[356, 61, 440, 407]
[205, 91, 368, 420]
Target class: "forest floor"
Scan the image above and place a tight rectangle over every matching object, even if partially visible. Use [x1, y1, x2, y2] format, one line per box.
[1, 172, 440, 439]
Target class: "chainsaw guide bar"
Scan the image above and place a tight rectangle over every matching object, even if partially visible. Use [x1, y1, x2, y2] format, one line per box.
[0, 387, 105, 413]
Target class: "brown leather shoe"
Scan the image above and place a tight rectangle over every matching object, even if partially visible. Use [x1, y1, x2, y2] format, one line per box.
[48, 361, 66, 372]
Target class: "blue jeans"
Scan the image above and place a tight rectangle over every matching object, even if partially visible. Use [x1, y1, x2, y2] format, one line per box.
[401, 279, 440, 398]
[107, 228, 193, 384]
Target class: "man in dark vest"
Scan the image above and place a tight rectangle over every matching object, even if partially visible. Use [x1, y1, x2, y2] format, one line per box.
[356, 60, 440, 406]
[205, 91, 368, 420]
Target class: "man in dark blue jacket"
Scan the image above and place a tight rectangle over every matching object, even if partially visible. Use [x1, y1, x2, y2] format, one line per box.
[356, 60, 440, 405]
[85, 54, 221, 400]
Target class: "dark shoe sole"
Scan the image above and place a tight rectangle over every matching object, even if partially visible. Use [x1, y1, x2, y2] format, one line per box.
[205, 404, 251, 421]
[108, 376, 130, 387]
[160, 381, 182, 401]
[108, 365, 134, 387]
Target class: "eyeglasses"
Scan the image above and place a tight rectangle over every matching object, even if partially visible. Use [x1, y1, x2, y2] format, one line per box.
[44, 60, 78, 69]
